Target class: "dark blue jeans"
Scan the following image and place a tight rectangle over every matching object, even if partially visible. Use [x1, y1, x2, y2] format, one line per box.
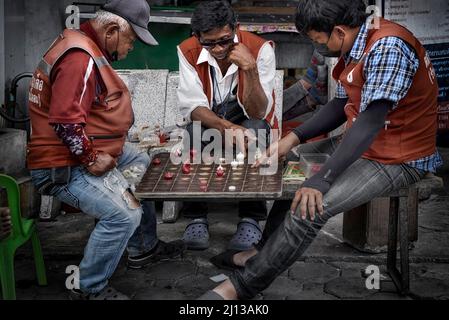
[230, 136, 425, 299]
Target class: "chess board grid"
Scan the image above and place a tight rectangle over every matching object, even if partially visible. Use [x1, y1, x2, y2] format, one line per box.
[134, 152, 283, 200]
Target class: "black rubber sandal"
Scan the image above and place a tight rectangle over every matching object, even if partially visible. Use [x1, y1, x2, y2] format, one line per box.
[209, 249, 244, 271]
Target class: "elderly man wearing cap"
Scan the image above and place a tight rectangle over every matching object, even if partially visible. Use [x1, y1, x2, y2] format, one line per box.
[27, 0, 184, 300]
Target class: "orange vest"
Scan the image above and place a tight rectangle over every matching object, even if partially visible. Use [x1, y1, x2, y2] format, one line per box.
[179, 29, 279, 130]
[27, 29, 133, 169]
[333, 18, 439, 164]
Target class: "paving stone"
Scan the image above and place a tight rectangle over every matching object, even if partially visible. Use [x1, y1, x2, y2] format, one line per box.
[133, 286, 188, 300]
[287, 283, 337, 300]
[175, 274, 217, 299]
[329, 262, 367, 278]
[329, 262, 389, 279]
[183, 251, 217, 270]
[410, 263, 449, 280]
[416, 174, 445, 201]
[9, 176, 449, 301]
[261, 276, 301, 300]
[143, 261, 196, 282]
[412, 196, 449, 259]
[418, 196, 449, 233]
[324, 277, 376, 299]
[409, 277, 449, 299]
[289, 261, 340, 284]
[36, 214, 94, 257]
[111, 270, 152, 295]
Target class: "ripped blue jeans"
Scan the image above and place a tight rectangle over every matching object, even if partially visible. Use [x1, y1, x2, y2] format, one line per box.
[30, 144, 158, 294]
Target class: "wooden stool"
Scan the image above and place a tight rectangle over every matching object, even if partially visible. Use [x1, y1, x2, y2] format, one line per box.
[384, 186, 418, 295]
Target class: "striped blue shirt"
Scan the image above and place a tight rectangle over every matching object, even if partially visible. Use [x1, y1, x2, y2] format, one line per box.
[335, 18, 442, 173]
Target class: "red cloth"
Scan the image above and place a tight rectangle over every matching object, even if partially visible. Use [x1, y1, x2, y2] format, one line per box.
[27, 27, 134, 169]
[48, 22, 109, 125]
[333, 18, 438, 164]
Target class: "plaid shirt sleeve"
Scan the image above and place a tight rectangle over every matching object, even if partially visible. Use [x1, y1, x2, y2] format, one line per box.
[335, 82, 348, 99]
[360, 37, 419, 112]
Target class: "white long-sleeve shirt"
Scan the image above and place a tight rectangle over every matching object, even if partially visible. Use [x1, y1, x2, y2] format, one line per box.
[177, 34, 276, 123]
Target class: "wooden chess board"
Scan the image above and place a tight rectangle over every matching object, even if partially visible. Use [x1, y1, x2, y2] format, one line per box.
[134, 152, 283, 200]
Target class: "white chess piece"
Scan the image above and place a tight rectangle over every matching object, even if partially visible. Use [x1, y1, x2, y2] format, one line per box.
[236, 152, 245, 165]
[255, 148, 262, 161]
[231, 159, 238, 170]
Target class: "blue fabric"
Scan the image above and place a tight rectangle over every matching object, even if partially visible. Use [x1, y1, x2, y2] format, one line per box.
[30, 145, 158, 293]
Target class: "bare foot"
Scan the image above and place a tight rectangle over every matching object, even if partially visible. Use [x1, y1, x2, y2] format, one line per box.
[232, 248, 258, 267]
[213, 280, 238, 300]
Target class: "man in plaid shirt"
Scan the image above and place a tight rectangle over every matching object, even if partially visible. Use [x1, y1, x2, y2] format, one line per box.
[199, 0, 442, 300]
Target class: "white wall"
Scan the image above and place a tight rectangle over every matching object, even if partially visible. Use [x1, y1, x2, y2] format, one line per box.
[24, 0, 102, 73]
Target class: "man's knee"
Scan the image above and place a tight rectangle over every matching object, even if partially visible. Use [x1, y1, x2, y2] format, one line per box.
[123, 206, 142, 233]
[136, 152, 150, 168]
[107, 199, 142, 232]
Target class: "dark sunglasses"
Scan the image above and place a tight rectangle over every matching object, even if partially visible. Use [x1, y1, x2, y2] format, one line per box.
[200, 36, 235, 49]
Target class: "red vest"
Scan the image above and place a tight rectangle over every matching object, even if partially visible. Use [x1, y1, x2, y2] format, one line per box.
[27, 29, 133, 169]
[179, 29, 279, 130]
[333, 19, 438, 164]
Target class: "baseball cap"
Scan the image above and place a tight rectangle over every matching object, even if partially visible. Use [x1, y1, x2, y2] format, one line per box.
[102, 0, 158, 45]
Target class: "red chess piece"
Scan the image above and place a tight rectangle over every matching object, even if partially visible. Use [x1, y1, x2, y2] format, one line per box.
[164, 172, 174, 180]
[182, 163, 191, 174]
[216, 166, 225, 178]
[159, 133, 167, 144]
[200, 185, 207, 192]
[152, 158, 161, 166]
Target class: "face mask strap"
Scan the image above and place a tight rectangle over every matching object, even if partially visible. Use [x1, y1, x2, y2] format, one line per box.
[313, 28, 344, 58]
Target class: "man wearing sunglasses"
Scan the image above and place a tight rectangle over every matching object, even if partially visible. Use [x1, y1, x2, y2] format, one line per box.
[177, 0, 277, 253]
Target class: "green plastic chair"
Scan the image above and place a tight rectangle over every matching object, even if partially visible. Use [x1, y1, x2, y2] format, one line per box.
[0, 174, 47, 300]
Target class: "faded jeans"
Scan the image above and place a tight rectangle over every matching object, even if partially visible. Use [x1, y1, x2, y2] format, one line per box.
[230, 135, 425, 299]
[30, 144, 158, 294]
